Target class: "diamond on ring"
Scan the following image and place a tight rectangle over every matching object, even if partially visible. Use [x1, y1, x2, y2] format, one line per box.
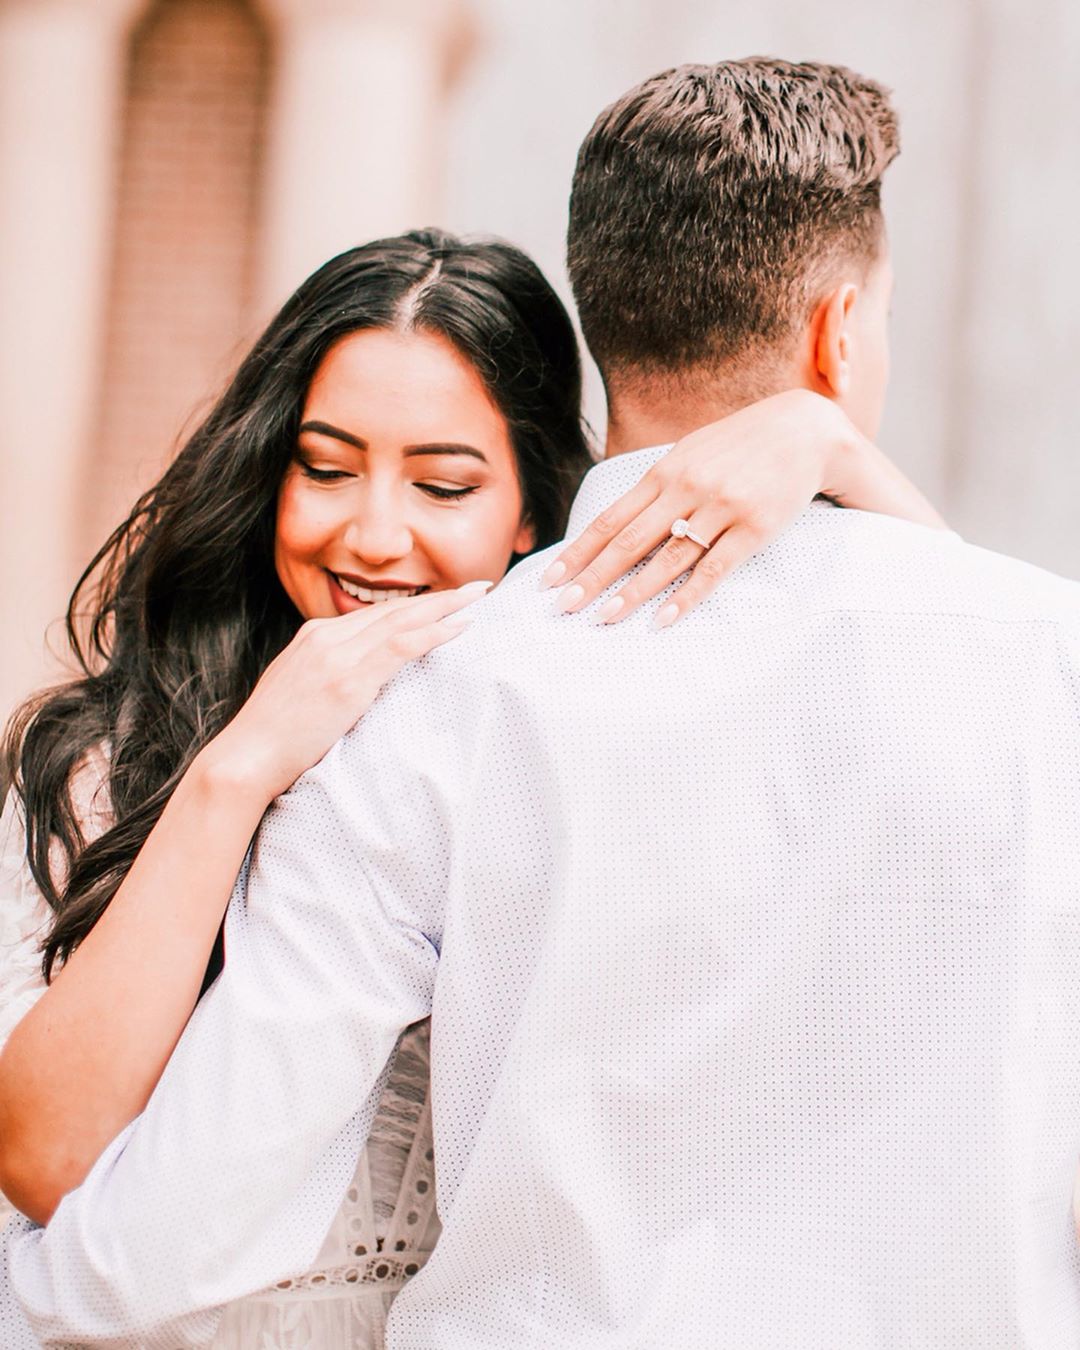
[669, 518, 710, 550]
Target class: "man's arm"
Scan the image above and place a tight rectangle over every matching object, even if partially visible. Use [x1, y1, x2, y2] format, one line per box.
[6, 721, 448, 1348]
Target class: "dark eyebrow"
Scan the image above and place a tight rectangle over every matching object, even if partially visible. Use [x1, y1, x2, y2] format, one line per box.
[298, 420, 366, 451]
[298, 423, 487, 465]
[403, 443, 489, 464]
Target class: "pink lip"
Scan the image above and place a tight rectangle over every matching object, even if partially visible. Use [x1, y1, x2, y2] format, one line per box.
[325, 571, 429, 617]
[327, 572, 364, 615]
[330, 570, 427, 589]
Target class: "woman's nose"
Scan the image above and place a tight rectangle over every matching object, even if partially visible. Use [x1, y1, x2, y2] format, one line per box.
[342, 496, 413, 567]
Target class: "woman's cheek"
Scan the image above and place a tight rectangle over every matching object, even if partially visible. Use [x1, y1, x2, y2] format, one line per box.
[454, 492, 526, 576]
[412, 504, 473, 584]
[277, 478, 330, 559]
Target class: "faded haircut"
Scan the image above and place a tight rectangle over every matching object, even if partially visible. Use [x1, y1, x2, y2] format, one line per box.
[567, 58, 899, 387]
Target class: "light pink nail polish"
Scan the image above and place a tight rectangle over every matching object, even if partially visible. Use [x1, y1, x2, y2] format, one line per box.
[557, 584, 585, 614]
[653, 603, 679, 630]
[596, 595, 625, 623]
[542, 560, 567, 588]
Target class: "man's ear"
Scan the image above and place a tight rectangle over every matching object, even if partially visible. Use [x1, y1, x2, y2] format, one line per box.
[812, 282, 859, 398]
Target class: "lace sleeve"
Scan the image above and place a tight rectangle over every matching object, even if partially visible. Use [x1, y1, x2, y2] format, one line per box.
[0, 792, 51, 1059]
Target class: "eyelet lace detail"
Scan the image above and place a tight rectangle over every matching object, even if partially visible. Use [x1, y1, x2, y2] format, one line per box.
[270, 1250, 425, 1295]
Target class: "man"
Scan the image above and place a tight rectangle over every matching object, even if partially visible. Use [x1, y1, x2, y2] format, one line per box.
[7, 58, 1080, 1347]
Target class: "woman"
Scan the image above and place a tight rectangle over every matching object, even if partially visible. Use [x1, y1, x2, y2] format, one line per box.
[0, 229, 940, 1347]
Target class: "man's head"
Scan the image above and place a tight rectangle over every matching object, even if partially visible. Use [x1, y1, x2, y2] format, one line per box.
[567, 59, 899, 443]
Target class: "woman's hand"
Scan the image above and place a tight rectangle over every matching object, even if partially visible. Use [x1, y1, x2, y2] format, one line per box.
[542, 389, 945, 628]
[204, 581, 493, 803]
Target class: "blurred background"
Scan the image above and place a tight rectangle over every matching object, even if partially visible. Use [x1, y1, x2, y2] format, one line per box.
[1, 0, 1078, 725]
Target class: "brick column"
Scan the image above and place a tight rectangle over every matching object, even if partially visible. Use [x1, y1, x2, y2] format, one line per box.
[253, 0, 475, 314]
[0, 0, 149, 725]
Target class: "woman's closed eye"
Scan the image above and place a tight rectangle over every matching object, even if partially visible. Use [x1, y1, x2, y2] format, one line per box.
[297, 459, 353, 483]
[418, 483, 479, 501]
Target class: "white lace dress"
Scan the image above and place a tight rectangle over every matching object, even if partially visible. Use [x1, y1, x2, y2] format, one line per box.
[0, 786, 441, 1349]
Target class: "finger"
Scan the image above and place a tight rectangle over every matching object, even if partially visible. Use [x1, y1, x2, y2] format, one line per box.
[624, 525, 764, 630]
[363, 611, 475, 681]
[592, 521, 724, 622]
[364, 579, 493, 635]
[650, 526, 761, 627]
[321, 580, 493, 643]
[554, 499, 717, 614]
[303, 594, 429, 645]
[540, 478, 660, 588]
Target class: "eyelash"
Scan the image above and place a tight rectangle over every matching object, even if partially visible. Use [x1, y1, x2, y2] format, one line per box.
[299, 463, 349, 482]
[298, 462, 477, 500]
[419, 484, 478, 501]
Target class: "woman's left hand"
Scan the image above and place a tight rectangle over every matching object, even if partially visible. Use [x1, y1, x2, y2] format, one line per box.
[542, 388, 857, 628]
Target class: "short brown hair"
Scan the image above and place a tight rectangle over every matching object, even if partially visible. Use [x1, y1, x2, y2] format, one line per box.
[567, 59, 899, 383]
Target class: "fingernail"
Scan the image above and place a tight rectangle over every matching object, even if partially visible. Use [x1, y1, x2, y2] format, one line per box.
[596, 595, 625, 624]
[653, 603, 679, 630]
[542, 560, 567, 588]
[556, 584, 585, 614]
[459, 579, 494, 595]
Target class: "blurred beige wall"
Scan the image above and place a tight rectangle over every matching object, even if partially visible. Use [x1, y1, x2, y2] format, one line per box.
[2, 0, 1078, 728]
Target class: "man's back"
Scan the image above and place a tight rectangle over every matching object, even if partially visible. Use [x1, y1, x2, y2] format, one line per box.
[376, 447, 1080, 1347]
[12, 446, 1080, 1350]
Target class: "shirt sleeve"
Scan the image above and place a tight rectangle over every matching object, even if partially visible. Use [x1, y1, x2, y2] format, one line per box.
[0, 747, 113, 1060]
[6, 691, 454, 1349]
[0, 792, 53, 1232]
[0, 792, 52, 1060]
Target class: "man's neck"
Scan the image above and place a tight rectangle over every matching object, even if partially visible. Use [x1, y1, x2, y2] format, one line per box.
[603, 399, 744, 458]
[603, 375, 804, 458]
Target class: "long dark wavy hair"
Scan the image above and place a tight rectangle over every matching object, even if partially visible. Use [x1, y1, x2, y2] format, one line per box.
[3, 229, 592, 981]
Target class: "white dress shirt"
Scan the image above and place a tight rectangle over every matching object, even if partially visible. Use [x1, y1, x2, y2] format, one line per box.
[5, 443, 1080, 1349]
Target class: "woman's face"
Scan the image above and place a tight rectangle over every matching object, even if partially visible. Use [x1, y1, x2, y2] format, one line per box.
[275, 327, 535, 620]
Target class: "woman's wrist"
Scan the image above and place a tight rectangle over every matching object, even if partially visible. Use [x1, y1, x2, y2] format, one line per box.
[807, 397, 948, 530]
[187, 734, 278, 816]
[801, 393, 862, 498]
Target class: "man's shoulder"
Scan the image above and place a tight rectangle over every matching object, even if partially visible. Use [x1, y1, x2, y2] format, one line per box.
[421, 549, 568, 677]
[430, 520, 1080, 654]
[789, 507, 1080, 631]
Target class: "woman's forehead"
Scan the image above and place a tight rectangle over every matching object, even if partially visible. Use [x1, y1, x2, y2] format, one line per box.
[303, 328, 511, 454]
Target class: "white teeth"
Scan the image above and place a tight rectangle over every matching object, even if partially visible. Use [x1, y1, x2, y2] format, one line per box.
[334, 576, 424, 603]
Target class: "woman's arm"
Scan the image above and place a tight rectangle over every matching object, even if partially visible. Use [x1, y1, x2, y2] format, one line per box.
[544, 388, 946, 623]
[0, 756, 266, 1225]
[820, 421, 946, 530]
[0, 583, 488, 1225]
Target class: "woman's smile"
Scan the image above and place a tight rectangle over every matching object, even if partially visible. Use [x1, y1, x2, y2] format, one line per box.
[327, 572, 431, 613]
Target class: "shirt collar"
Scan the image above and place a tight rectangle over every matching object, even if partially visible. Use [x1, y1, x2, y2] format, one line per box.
[565, 445, 673, 538]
